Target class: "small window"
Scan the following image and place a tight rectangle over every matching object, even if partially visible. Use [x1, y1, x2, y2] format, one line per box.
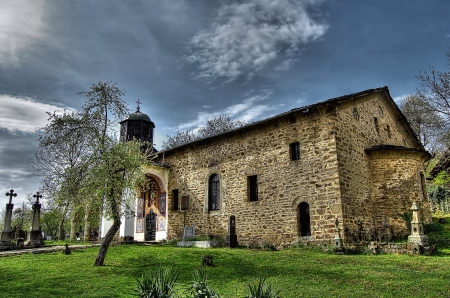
[298, 202, 311, 237]
[290, 142, 300, 161]
[353, 108, 359, 121]
[143, 125, 150, 137]
[172, 189, 179, 211]
[181, 196, 189, 210]
[208, 174, 220, 211]
[378, 106, 383, 117]
[248, 175, 258, 202]
[374, 117, 379, 133]
[402, 139, 406, 147]
[386, 125, 391, 138]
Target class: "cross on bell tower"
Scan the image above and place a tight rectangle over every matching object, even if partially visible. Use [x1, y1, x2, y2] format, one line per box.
[119, 99, 155, 144]
[136, 99, 142, 111]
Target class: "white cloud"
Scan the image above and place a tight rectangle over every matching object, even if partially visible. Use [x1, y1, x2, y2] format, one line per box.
[186, 0, 328, 82]
[174, 88, 276, 131]
[393, 94, 409, 103]
[0, 95, 75, 133]
[0, 0, 48, 65]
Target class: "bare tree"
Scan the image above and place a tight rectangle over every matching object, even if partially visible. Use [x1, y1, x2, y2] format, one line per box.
[162, 115, 246, 149]
[416, 48, 450, 123]
[399, 94, 449, 156]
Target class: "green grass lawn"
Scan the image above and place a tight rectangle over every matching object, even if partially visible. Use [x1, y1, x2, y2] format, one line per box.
[1, 244, 450, 298]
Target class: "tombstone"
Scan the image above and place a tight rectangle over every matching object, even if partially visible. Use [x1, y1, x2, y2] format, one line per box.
[333, 217, 344, 254]
[26, 192, 45, 247]
[225, 215, 238, 248]
[182, 226, 195, 241]
[0, 189, 17, 249]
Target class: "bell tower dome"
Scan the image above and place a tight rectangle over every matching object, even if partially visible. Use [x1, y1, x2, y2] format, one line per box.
[120, 100, 155, 144]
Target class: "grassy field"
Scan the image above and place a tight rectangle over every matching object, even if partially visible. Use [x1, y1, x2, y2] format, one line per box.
[1, 243, 450, 298]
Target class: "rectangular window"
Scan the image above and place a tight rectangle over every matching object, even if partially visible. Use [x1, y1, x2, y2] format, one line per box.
[181, 196, 189, 210]
[248, 175, 258, 202]
[172, 189, 179, 211]
[290, 142, 300, 161]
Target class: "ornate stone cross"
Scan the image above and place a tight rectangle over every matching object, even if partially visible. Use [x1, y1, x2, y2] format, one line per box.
[33, 192, 42, 204]
[5, 189, 17, 204]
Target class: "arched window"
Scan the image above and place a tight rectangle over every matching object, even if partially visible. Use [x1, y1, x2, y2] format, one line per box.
[298, 202, 311, 237]
[378, 106, 383, 117]
[353, 108, 359, 121]
[208, 174, 220, 210]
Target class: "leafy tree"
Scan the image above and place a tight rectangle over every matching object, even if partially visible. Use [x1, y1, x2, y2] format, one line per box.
[162, 115, 246, 149]
[11, 200, 32, 235]
[31, 111, 93, 240]
[90, 139, 150, 266]
[34, 81, 152, 266]
[0, 208, 5, 231]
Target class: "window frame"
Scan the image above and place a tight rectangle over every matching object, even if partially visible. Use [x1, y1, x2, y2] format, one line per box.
[248, 175, 258, 202]
[172, 189, 179, 211]
[290, 142, 300, 161]
[208, 174, 220, 211]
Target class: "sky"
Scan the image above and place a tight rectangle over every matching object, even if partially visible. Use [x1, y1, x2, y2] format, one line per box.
[1, 0, 449, 209]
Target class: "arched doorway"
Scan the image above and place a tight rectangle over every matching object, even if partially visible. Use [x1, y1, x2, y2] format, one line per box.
[298, 202, 311, 237]
[140, 176, 166, 241]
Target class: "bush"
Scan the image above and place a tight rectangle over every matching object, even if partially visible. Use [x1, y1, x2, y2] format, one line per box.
[424, 222, 444, 233]
[185, 267, 220, 298]
[134, 265, 179, 298]
[247, 276, 281, 298]
[262, 242, 277, 251]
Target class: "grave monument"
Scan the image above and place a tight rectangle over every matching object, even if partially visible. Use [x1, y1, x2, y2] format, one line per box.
[0, 189, 17, 249]
[225, 215, 238, 248]
[26, 192, 45, 247]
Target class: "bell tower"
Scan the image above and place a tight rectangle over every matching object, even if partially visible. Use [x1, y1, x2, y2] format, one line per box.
[120, 100, 155, 144]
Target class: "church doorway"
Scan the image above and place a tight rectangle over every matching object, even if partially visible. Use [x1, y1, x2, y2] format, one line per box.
[145, 210, 157, 241]
[298, 202, 311, 237]
[138, 175, 167, 241]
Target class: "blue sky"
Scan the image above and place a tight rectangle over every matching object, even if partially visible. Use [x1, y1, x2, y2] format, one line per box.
[1, 0, 449, 208]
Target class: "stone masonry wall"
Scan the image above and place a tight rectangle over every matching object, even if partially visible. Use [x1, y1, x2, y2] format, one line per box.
[334, 91, 429, 240]
[158, 89, 429, 247]
[164, 111, 342, 247]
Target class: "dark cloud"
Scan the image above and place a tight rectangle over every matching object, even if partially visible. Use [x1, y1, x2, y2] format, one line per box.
[0, 0, 449, 207]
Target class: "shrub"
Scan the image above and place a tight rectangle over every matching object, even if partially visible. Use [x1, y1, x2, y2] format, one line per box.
[247, 276, 281, 298]
[185, 267, 220, 298]
[134, 265, 179, 298]
[262, 242, 277, 251]
[424, 222, 444, 233]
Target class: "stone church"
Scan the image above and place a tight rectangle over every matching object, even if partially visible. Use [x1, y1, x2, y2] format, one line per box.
[102, 86, 431, 247]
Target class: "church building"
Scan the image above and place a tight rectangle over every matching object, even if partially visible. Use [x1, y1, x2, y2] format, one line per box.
[110, 86, 431, 246]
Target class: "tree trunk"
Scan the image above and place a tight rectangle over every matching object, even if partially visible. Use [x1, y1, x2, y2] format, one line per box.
[83, 211, 91, 242]
[70, 215, 78, 241]
[94, 218, 121, 266]
[58, 218, 65, 241]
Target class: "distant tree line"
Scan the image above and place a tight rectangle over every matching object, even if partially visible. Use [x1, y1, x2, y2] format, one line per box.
[399, 47, 450, 214]
[162, 115, 246, 150]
